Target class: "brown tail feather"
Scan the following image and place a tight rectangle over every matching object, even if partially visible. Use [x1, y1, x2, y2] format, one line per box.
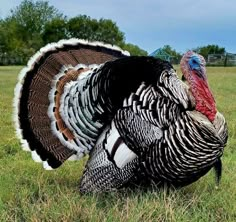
[14, 39, 129, 169]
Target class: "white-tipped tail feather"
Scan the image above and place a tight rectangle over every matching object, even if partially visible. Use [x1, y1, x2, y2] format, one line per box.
[13, 38, 129, 169]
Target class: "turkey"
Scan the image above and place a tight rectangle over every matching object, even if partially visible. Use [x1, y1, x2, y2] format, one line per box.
[14, 39, 228, 193]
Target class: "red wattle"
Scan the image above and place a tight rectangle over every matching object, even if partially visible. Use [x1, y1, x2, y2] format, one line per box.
[192, 76, 217, 122]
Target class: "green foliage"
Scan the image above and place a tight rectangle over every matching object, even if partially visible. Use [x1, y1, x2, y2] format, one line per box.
[0, 1, 148, 65]
[2, 1, 230, 65]
[162, 45, 182, 64]
[7, 0, 63, 50]
[0, 19, 35, 64]
[0, 0, 64, 64]
[0, 20, 8, 52]
[0, 66, 236, 221]
[193, 44, 226, 59]
[67, 15, 125, 45]
[42, 18, 68, 44]
[9, 0, 63, 34]
[121, 43, 148, 56]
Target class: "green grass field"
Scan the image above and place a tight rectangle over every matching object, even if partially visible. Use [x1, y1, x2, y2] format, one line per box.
[0, 65, 236, 221]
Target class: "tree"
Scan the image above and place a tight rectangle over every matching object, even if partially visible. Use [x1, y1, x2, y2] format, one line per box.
[9, 0, 63, 34]
[0, 1, 148, 64]
[7, 0, 64, 51]
[193, 45, 226, 59]
[0, 20, 8, 53]
[96, 18, 124, 45]
[121, 43, 148, 56]
[67, 15, 125, 45]
[42, 18, 68, 44]
[162, 45, 182, 64]
[0, 0, 65, 63]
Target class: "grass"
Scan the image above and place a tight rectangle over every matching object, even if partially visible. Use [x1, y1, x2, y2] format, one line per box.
[0, 65, 236, 221]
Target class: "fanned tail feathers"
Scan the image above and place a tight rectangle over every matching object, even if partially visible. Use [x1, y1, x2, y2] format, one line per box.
[13, 39, 129, 169]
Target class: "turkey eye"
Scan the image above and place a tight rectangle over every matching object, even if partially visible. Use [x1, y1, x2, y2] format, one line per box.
[192, 59, 197, 64]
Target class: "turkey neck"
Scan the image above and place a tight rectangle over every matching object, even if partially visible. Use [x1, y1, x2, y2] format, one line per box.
[189, 74, 217, 122]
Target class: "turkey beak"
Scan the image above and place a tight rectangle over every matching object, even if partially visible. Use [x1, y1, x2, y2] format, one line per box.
[181, 75, 186, 81]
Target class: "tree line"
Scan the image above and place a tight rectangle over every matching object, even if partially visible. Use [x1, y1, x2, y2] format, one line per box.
[0, 0, 148, 65]
[0, 0, 227, 65]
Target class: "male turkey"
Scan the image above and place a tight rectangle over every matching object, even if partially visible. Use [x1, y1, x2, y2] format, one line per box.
[14, 39, 228, 193]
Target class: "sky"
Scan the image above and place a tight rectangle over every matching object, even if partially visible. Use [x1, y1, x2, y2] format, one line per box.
[0, 0, 236, 54]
